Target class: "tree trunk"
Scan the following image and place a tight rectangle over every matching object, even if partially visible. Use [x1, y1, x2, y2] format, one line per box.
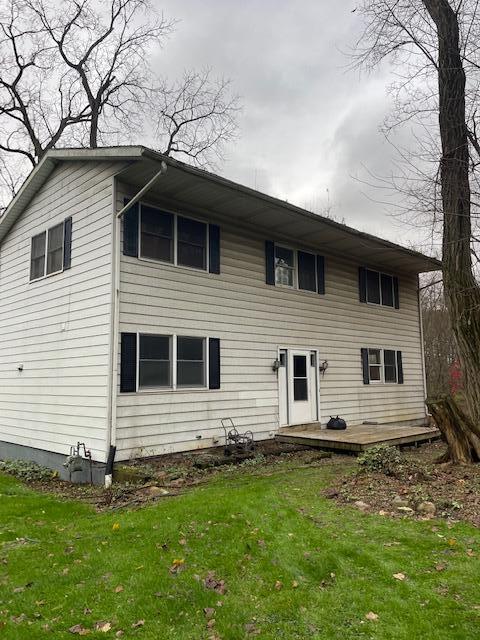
[423, 0, 480, 431]
[426, 396, 480, 463]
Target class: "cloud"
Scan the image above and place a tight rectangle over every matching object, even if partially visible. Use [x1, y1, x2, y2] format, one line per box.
[151, 0, 421, 246]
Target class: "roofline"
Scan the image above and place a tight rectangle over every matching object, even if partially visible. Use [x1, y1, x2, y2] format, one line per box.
[0, 145, 442, 270]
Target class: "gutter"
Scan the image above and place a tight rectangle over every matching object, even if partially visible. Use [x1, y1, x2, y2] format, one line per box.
[105, 159, 168, 487]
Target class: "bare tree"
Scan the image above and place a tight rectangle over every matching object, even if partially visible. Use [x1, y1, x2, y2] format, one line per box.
[354, 1, 480, 462]
[0, 0, 240, 201]
[421, 276, 457, 397]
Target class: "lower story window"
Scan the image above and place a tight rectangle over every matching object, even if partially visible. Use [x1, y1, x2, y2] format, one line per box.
[177, 336, 206, 387]
[138, 334, 206, 390]
[368, 348, 382, 381]
[139, 334, 171, 388]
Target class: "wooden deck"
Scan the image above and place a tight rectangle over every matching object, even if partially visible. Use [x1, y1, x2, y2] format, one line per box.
[276, 422, 440, 453]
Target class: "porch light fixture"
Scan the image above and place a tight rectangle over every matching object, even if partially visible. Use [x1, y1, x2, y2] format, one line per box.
[272, 358, 281, 372]
[319, 360, 329, 375]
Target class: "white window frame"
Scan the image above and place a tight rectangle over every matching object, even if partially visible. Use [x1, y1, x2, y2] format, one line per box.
[273, 244, 320, 294]
[137, 202, 209, 273]
[29, 221, 65, 283]
[368, 348, 383, 384]
[136, 332, 209, 392]
[367, 347, 399, 385]
[365, 269, 395, 308]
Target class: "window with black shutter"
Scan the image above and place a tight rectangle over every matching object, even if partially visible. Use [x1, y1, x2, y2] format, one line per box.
[360, 268, 399, 308]
[30, 218, 71, 282]
[298, 251, 317, 292]
[361, 347, 404, 385]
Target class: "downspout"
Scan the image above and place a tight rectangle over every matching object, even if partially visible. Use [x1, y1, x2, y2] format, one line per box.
[105, 160, 168, 488]
[417, 275, 429, 421]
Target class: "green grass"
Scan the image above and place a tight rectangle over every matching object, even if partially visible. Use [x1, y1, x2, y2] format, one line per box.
[1, 459, 479, 639]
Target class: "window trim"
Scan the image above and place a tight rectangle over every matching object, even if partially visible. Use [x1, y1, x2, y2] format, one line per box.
[136, 332, 210, 392]
[29, 221, 65, 283]
[366, 347, 400, 385]
[365, 268, 395, 308]
[137, 202, 210, 273]
[274, 244, 320, 294]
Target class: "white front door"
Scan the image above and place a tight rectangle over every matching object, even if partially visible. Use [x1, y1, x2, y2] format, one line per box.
[284, 349, 319, 425]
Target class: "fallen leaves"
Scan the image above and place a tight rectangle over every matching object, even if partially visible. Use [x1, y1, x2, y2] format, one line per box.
[203, 571, 227, 595]
[169, 558, 185, 574]
[68, 623, 90, 635]
[112, 523, 120, 532]
[393, 572, 406, 581]
[274, 580, 283, 590]
[94, 621, 112, 633]
[131, 619, 145, 629]
[114, 585, 124, 593]
[365, 611, 379, 621]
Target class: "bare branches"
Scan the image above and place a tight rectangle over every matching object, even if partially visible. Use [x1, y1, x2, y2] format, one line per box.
[0, 0, 240, 205]
[154, 69, 241, 168]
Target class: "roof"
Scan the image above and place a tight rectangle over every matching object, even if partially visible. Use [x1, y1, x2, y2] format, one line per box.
[0, 146, 441, 273]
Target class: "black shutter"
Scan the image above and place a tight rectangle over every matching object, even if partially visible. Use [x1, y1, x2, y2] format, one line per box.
[209, 224, 220, 274]
[123, 198, 139, 257]
[120, 333, 137, 392]
[358, 267, 367, 303]
[316, 255, 325, 295]
[396, 350, 404, 384]
[63, 216, 72, 270]
[265, 241, 275, 285]
[393, 276, 400, 309]
[208, 338, 220, 389]
[361, 348, 370, 384]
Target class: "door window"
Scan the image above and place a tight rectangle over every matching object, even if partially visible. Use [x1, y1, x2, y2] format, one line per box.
[293, 354, 308, 401]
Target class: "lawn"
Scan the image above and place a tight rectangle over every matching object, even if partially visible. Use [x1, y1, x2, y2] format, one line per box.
[0, 456, 479, 639]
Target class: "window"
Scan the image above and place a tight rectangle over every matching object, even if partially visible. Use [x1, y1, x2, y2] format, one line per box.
[140, 205, 173, 262]
[30, 232, 46, 280]
[293, 354, 309, 401]
[275, 246, 295, 286]
[139, 335, 171, 388]
[266, 241, 325, 294]
[368, 348, 382, 382]
[364, 268, 396, 307]
[297, 251, 317, 292]
[362, 348, 403, 385]
[137, 334, 206, 390]
[383, 349, 397, 383]
[30, 220, 68, 281]
[177, 217, 207, 270]
[177, 336, 206, 387]
[46, 222, 64, 274]
[139, 204, 207, 271]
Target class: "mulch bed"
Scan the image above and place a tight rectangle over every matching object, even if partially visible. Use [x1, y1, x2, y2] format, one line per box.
[326, 441, 480, 527]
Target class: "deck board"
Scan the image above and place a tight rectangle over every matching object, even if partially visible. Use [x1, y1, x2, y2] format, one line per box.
[276, 423, 440, 452]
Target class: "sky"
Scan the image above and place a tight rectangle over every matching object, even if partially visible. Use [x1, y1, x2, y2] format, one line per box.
[151, 0, 422, 248]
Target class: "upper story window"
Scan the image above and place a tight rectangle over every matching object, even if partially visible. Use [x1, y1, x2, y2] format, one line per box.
[359, 267, 399, 309]
[266, 240, 325, 295]
[275, 246, 295, 286]
[30, 217, 72, 282]
[122, 200, 220, 274]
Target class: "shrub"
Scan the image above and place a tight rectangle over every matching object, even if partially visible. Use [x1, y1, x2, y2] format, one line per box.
[357, 445, 402, 475]
[0, 459, 57, 482]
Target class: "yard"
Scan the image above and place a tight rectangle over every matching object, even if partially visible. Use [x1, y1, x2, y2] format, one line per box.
[1, 449, 479, 639]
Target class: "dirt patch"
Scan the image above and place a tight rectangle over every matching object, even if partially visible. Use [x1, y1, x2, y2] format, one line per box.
[327, 441, 480, 527]
[25, 441, 333, 511]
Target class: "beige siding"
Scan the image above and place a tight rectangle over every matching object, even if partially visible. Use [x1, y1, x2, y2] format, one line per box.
[115, 183, 426, 461]
[0, 160, 122, 461]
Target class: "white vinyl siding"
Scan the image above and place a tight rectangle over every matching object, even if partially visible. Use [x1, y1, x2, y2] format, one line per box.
[0, 160, 123, 461]
[115, 181, 426, 461]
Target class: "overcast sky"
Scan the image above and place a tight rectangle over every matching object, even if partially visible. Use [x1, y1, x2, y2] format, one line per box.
[153, 1, 424, 249]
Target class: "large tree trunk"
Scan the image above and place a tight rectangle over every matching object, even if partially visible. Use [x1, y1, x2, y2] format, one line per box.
[427, 396, 480, 463]
[423, 0, 480, 431]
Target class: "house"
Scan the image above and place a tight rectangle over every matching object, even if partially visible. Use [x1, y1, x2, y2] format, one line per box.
[0, 146, 440, 482]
